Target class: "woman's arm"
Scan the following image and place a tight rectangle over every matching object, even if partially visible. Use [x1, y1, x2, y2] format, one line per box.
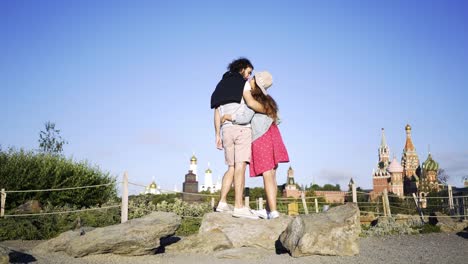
[230, 106, 255, 125]
[243, 90, 266, 113]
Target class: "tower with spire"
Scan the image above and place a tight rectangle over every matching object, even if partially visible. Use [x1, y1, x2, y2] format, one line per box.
[372, 128, 391, 195]
[401, 124, 420, 194]
[420, 152, 440, 193]
[190, 154, 198, 180]
[283, 166, 301, 198]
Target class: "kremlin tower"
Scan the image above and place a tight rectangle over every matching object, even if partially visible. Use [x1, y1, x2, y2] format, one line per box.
[401, 124, 420, 195]
[372, 128, 391, 195]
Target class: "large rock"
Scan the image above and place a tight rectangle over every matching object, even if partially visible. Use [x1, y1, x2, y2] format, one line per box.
[167, 229, 233, 254]
[169, 212, 292, 254]
[0, 245, 9, 264]
[198, 212, 292, 250]
[34, 212, 180, 257]
[279, 203, 361, 257]
[431, 212, 468, 232]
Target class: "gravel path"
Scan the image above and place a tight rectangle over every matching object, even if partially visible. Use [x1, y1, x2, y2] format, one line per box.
[2, 232, 467, 264]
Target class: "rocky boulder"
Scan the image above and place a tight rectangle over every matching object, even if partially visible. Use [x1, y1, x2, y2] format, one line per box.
[168, 212, 292, 254]
[279, 203, 361, 257]
[34, 212, 180, 257]
[0, 245, 9, 264]
[430, 212, 468, 232]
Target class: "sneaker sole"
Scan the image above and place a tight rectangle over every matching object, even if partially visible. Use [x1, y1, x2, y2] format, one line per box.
[232, 213, 259, 220]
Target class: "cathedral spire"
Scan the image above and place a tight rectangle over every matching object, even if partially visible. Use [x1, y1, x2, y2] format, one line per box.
[381, 128, 387, 147]
[404, 124, 415, 151]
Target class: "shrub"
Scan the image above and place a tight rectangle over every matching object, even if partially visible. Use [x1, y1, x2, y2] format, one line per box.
[0, 148, 117, 209]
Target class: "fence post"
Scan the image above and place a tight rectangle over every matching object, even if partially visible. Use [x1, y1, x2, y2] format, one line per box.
[1, 188, 5, 218]
[211, 197, 215, 209]
[352, 183, 357, 203]
[383, 189, 391, 217]
[314, 198, 319, 213]
[301, 192, 309, 214]
[245, 196, 250, 209]
[121, 172, 128, 224]
[412, 193, 425, 224]
[448, 185, 454, 215]
[382, 193, 387, 217]
[258, 197, 263, 210]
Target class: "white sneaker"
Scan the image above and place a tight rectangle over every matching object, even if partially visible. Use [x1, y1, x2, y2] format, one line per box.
[269, 210, 280, 219]
[216, 202, 233, 213]
[232, 207, 259, 220]
[253, 209, 268, 219]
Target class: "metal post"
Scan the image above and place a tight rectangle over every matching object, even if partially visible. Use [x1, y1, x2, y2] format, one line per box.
[258, 197, 263, 210]
[245, 196, 250, 209]
[121, 172, 128, 223]
[352, 183, 357, 203]
[1, 188, 6, 218]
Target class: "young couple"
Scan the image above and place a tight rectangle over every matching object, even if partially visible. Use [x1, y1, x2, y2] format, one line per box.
[210, 58, 289, 220]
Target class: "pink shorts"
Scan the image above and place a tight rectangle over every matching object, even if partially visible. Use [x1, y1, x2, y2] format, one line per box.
[222, 126, 252, 165]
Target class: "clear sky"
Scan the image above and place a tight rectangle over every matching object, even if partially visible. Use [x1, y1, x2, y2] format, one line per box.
[2, 0, 468, 194]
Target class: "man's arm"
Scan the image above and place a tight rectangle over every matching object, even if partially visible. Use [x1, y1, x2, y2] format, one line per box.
[243, 90, 266, 113]
[214, 108, 222, 150]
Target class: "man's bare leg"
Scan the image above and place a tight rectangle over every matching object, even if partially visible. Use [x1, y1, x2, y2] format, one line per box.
[219, 166, 234, 203]
[234, 162, 247, 208]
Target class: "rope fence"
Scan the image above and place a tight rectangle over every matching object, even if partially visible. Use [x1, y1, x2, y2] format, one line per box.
[1, 174, 467, 223]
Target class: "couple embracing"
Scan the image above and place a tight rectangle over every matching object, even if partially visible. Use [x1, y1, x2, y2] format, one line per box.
[210, 58, 289, 220]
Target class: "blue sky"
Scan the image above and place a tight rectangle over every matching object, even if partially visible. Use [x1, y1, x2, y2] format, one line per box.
[1, 0, 468, 194]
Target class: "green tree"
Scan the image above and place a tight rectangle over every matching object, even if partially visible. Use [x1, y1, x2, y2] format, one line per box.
[38, 121, 67, 154]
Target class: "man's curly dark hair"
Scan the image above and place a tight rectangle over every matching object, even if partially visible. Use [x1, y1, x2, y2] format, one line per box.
[227, 57, 254, 73]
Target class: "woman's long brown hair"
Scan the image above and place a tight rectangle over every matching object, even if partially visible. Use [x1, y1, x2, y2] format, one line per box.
[251, 82, 279, 122]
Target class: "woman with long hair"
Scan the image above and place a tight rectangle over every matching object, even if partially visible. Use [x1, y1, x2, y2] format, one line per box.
[221, 71, 289, 219]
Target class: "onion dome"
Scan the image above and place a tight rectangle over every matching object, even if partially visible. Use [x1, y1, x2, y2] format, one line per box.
[422, 153, 439, 172]
[190, 155, 197, 162]
[387, 157, 404, 173]
[149, 181, 158, 189]
[205, 168, 212, 174]
[405, 124, 412, 131]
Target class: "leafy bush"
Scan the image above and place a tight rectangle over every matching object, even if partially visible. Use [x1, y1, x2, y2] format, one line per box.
[418, 223, 441, 234]
[361, 217, 419, 237]
[0, 148, 117, 209]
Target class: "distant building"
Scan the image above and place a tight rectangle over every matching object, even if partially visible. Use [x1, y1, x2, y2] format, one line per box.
[371, 124, 440, 198]
[283, 166, 301, 198]
[420, 153, 440, 193]
[199, 164, 221, 193]
[140, 177, 162, 195]
[182, 170, 200, 202]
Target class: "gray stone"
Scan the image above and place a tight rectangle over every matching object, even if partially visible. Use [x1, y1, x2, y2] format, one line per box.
[34, 212, 180, 257]
[199, 212, 292, 250]
[0, 245, 10, 264]
[433, 212, 468, 232]
[166, 229, 232, 254]
[214, 247, 275, 259]
[279, 203, 361, 257]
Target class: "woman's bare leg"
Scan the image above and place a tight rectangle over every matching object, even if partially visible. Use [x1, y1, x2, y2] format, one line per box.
[262, 169, 277, 212]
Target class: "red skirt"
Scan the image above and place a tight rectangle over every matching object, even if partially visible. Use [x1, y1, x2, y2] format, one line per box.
[249, 124, 289, 177]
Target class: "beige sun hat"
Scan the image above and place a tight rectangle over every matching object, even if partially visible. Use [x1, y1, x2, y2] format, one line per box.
[254, 71, 273, 95]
